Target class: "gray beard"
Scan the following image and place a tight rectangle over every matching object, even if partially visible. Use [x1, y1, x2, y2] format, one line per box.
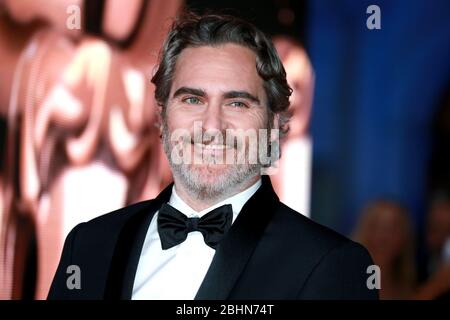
[161, 124, 261, 202]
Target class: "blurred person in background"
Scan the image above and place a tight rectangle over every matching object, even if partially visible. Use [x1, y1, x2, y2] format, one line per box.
[270, 35, 314, 217]
[425, 196, 450, 276]
[353, 199, 417, 299]
[414, 195, 450, 299]
[0, 0, 181, 299]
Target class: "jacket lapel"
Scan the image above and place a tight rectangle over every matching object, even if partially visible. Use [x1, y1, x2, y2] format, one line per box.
[104, 183, 173, 299]
[195, 176, 279, 300]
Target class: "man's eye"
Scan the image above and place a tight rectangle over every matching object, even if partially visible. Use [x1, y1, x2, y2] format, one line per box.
[183, 97, 202, 105]
[228, 101, 249, 108]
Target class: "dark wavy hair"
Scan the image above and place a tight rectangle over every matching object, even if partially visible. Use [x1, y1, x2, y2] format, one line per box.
[151, 11, 292, 136]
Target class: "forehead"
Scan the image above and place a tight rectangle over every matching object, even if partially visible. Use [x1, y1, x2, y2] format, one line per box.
[171, 43, 264, 96]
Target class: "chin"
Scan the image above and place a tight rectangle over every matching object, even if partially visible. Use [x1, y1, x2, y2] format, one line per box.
[189, 164, 232, 182]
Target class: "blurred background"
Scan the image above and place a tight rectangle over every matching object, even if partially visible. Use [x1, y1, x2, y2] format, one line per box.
[0, 0, 449, 300]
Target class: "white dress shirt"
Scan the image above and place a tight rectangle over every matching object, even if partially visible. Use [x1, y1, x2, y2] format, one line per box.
[132, 179, 262, 300]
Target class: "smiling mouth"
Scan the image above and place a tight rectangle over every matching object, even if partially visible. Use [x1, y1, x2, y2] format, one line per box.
[193, 142, 233, 150]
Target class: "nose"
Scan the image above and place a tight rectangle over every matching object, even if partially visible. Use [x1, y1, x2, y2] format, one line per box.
[201, 102, 225, 132]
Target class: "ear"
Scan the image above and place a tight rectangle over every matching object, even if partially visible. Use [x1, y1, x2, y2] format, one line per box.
[271, 113, 280, 131]
[262, 113, 281, 171]
[268, 112, 280, 151]
[156, 104, 164, 137]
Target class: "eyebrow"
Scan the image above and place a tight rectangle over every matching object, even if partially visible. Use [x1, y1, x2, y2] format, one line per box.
[172, 87, 206, 98]
[223, 91, 260, 104]
[172, 87, 260, 105]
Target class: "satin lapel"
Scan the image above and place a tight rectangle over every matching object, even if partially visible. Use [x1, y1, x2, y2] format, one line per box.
[104, 183, 173, 300]
[195, 176, 279, 300]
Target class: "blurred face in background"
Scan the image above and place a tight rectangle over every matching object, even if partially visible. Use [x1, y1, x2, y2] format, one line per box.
[272, 36, 313, 139]
[426, 201, 450, 255]
[360, 202, 410, 266]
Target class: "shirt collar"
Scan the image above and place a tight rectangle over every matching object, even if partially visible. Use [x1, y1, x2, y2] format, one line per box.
[168, 179, 262, 223]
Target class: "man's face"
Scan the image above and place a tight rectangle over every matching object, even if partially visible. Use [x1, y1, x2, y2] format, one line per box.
[161, 43, 271, 198]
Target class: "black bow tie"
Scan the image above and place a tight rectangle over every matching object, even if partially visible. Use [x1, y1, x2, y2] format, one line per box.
[157, 203, 233, 250]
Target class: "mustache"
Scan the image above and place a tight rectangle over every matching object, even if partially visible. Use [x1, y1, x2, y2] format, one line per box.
[162, 124, 265, 151]
[167, 128, 242, 149]
[189, 132, 245, 150]
[189, 138, 236, 149]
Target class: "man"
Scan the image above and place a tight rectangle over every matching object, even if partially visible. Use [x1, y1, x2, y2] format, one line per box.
[48, 12, 378, 300]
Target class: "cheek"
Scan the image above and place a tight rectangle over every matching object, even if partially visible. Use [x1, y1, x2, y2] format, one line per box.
[165, 110, 191, 132]
[228, 109, 269, 130]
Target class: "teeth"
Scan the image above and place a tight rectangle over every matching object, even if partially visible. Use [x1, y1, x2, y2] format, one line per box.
[194, 143, 230, 150]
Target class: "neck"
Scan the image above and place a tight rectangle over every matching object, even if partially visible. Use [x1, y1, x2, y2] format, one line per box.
[173, 175, 261, 212]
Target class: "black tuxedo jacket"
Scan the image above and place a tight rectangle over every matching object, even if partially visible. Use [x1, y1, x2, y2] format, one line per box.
[48, 177, 378, 300]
